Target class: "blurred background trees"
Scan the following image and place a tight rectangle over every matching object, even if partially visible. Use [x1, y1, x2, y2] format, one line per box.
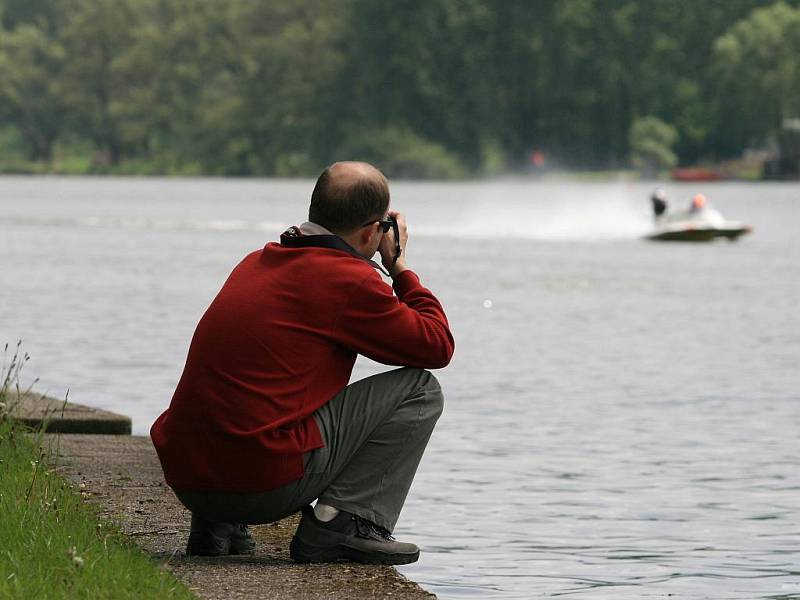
[712, 2, 800, 159]
[629, 116, 678, 176]
[0, 0, 798, 177]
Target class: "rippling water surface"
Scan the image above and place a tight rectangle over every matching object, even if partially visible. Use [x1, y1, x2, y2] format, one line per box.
[1, 177, 798, 598]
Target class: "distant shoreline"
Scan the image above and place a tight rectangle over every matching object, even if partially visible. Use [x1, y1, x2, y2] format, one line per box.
[1, 165, 775, 183]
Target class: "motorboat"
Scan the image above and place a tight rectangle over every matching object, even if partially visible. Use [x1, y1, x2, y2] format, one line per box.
[646, 191, 752, 242]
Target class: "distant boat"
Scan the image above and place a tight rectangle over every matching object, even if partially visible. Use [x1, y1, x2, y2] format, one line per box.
[671, 167, 724, 182]
[646, 192, 752, 242]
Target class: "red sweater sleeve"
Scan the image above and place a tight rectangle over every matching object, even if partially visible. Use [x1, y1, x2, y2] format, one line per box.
[334, 269, 455, 369]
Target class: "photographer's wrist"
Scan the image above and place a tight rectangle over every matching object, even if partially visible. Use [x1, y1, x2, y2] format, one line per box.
[389, 260, 409, 278]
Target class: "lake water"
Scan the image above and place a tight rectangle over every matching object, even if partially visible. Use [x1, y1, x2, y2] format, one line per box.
[1, 176, 799, 598]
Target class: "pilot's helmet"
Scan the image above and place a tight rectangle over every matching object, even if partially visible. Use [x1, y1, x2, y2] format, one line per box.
[692, 193, 707, 209]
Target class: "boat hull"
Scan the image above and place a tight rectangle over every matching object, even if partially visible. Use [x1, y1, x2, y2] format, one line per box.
[646, 225, 751, 242]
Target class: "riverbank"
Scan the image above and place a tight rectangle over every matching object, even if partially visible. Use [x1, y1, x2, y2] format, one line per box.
[0, 393, 435, 600]
[0, 158, 640, 180]
[0, 375, 433, 598]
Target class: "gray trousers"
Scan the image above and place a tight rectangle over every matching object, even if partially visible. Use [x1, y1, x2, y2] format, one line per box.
[176, 367, 443, 532]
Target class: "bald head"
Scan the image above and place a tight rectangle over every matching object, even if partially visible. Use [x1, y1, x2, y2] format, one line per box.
[328, 161, 385, 188]
[309, 162, 390, 235]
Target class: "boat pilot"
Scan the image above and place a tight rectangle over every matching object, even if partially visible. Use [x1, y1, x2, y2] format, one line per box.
[651, 188, 669, 220]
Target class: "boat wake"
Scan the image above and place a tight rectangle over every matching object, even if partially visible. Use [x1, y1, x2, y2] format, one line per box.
[414, 193, 652, 241]
[2, 186, 654, 242]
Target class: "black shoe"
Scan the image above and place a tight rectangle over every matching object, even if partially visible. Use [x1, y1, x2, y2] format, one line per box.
[186, 517, 255, 556]
[289, 505, 419, 565]
[229, 523, 256, 555]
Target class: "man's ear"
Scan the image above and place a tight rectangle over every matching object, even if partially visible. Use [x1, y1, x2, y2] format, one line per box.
[360, 224, 376, 247]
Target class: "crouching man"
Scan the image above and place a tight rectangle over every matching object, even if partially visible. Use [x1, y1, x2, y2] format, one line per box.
[150, 161, 454, 565]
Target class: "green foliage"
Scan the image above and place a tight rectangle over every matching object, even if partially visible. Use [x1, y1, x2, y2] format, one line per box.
[712, 2, 800, 151]
[340, 126, 466, 179]
[0, 22, 66, 160]
[1, 0, 60, 32]
[2, 0, 800, 176]
[0, 124, 25, 158]
[630, 116, 679, 174]
[175, 0, 348, 176]
[56, 0, 148, 165]
[479, 139, 509, 176]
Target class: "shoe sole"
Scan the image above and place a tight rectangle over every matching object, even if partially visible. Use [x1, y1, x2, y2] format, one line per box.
[289, 537, 419, 565]
[186, 546, 229, 556]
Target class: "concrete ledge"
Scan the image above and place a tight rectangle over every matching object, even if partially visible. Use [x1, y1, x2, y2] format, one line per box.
[3, 390, 132, 434]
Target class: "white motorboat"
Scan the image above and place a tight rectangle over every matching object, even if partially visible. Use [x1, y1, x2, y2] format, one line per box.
[646, 192, 752, 242]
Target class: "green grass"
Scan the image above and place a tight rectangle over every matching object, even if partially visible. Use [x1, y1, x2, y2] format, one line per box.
[0, 347, 196, 600]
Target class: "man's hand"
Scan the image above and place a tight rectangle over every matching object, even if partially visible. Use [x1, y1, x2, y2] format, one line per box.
[379, 210, 409, 277]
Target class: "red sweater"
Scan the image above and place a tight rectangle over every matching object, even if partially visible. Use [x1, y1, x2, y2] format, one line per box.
[150, 237, 454, 493]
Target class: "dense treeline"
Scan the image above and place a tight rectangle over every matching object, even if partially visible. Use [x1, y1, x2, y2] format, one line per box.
[1, 0, 799, 177]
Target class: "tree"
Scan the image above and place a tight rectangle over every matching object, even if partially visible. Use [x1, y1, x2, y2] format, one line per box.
[182, 0, 348, 175]
[0, 23, 66, 161]
[3, 0, 799, 174]
[337, 125, 465, 178]
[107, 0, 232, 171]
[1, 0, 60, 32]
[629, 115, 678, 175]
[342, 0, 497, 172]
[57, 0, 147, 165]
[712, 2, 800, 154]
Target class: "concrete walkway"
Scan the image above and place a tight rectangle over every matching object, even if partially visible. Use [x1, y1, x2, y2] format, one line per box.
[49, 433, 435, 599]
